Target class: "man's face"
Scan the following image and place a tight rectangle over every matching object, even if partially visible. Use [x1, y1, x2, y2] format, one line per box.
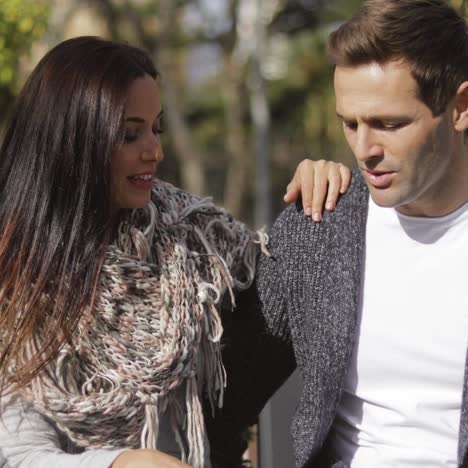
[334, 60, 459, 216]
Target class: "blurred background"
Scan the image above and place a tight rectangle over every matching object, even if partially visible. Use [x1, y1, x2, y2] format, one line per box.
[0, 0, 368, 228]
[0, 0, 465, 226]
[0, 0, 465, 466]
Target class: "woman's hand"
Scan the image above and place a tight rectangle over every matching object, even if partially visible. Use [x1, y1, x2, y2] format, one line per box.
[110, 449, 192, 468]
[284, 159, 351, 221]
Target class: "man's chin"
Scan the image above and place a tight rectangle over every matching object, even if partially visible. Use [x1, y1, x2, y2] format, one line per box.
[368, 188, 401, 209]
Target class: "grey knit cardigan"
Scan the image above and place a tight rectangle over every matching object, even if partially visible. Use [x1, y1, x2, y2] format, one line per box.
[205, 171, 468, 468]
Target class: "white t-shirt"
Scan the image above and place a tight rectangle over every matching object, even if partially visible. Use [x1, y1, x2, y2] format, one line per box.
[330, 198, 468, 467]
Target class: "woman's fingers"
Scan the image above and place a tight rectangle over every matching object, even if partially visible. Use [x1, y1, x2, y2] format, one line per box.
[284, 159, 352, 221]
[340, 163, 352, 194]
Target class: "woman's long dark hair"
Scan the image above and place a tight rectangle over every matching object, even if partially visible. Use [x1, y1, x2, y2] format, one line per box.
[0, 36, 158, 394]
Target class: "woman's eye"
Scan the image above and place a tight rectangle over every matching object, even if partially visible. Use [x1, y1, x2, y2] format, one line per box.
[153, 120, 164, 135]
[154, 116, 165, 135]
[124, 132, 137, 143]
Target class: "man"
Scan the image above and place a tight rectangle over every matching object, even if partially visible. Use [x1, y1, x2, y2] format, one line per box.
[207, 1, 468, 466]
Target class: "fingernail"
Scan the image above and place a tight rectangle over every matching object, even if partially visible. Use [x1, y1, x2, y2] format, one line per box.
[326, 202, 334, 211]
[312, 212, 322, 222]
[305, 207, 312, 216]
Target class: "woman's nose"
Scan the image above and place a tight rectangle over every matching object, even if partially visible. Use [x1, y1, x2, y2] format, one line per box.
[141, 135, 164, 163]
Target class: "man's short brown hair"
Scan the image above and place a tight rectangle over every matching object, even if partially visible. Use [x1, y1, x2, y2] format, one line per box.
[328, 0, 468, 115]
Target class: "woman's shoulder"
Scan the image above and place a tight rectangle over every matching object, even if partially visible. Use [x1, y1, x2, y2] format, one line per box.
[152, 179, 206, 204]
[151, 179, 235, 223]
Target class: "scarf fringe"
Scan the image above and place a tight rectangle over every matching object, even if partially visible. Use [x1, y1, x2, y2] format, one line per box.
[186, 375, 205, 468]
[17, 180, 258, 460]
[141, 393, 159, 449]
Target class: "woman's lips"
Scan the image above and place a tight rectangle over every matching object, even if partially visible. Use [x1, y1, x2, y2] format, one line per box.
[127, 174, 154, 190]
[363, 169, 396, 188]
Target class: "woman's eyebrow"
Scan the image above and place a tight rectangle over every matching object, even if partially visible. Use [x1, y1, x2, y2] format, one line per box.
[125, 110, 163, 123]
[125, 117, 145, 123]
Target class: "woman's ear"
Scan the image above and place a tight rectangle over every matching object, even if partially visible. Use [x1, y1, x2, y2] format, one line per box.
[454, 81, 468, 132]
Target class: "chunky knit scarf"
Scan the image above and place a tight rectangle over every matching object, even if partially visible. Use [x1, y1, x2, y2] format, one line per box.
[21, 180, 259, 467]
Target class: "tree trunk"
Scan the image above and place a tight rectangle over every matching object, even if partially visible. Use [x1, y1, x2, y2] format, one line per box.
[248, 0, 272, 228]
[222, 53, 249, 217]
[153, 0, 207, 196]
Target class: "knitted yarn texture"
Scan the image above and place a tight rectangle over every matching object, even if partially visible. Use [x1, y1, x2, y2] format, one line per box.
[21, 180, 258, 468]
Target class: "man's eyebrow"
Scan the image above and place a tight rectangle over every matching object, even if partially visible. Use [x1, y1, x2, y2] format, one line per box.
[367, 115, 412, 122]
[336, 111, 412, 122]
[125, 110, 164, 123]
[336, 112, 350, 120]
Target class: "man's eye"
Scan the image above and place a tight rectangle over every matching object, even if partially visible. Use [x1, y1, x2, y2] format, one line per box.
[373, 120, 408, 131]
[343, 121, 357, 131]
[381, 122, 405, 131]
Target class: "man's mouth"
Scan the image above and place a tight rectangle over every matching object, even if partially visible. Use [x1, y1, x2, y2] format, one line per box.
[362, 169, 396, 188]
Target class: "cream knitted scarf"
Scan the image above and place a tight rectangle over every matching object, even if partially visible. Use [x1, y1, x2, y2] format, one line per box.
[21, 180, 259, 467]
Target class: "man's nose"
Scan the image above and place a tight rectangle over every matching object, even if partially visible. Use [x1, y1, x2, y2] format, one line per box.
[353, 127, 383, 163]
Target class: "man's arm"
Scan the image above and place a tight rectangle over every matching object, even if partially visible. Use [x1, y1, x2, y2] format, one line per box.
[206, 209, 297, 468]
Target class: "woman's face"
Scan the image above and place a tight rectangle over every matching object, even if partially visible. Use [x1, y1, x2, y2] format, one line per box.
[111, 74, 164, 210]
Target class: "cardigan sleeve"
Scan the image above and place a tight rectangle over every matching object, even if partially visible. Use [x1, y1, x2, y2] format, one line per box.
[205, 206, 298, 468]
[0, 395, 126, 468]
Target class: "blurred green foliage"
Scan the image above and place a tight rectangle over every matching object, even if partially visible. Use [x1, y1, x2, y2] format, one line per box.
[451, 0, 467, 15]
[0, 0, 48, 87]
[0, 0, 48, 122]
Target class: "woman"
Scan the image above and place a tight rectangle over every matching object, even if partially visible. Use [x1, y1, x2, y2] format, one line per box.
[0, 37, 349, 468]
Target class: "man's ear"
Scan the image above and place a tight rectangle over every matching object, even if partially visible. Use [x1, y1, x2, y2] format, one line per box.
[454, 81, 468, 132]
